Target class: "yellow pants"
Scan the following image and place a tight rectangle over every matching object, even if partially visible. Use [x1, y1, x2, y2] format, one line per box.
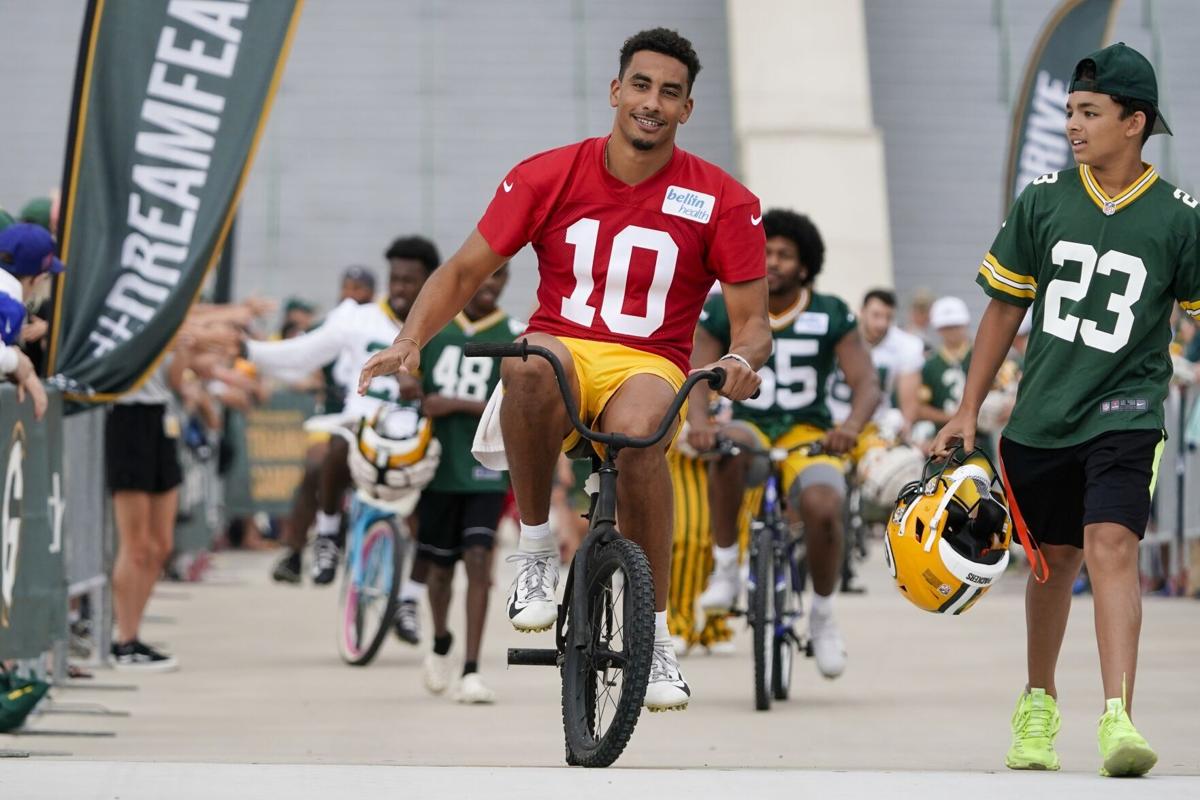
[667, 449, 732, 646]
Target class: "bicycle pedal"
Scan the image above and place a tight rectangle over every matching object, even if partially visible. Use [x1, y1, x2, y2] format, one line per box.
[647, 703, 689, 713]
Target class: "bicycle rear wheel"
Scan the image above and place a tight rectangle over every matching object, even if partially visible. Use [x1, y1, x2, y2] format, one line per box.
[561, 536, 654, 768]
[338, 517, 404, 666]
[749, 524, 773, 711]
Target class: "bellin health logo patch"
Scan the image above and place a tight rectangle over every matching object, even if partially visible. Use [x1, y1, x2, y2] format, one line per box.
[661, 186, 714, 224]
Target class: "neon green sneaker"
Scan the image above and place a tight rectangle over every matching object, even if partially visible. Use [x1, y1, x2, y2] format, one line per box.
[1005, 688, 1061, 770]
[1098, 697, 1157, 777]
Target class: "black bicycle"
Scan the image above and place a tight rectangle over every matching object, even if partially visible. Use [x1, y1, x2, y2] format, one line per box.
[711, 437, 824, 711]
[464, 340, 727, 768]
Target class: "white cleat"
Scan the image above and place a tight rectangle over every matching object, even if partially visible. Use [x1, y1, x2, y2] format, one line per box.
[697, 563, 740, 615]
[808, 609, 847, 679]
[505, 548, 559, 632]
[644, 639, 691, 712]
[454, 672, 496, 705]
[423, 651, 453, 695]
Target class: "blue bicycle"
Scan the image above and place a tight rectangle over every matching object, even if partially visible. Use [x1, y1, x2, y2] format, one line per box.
[305, 415, 414, 667]
[714, 437, 823, 711]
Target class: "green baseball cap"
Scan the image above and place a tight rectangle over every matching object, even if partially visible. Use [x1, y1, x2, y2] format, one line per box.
[1069, 42, 1171, 136]
[0, 208, 13, 233]
[18, 196, 52, 230]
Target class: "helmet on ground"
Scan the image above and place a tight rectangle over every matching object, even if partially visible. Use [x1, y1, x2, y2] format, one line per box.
[856, 443, 925, 523]
[347, 405, 441, 513]
[883, 448, 1012, 615]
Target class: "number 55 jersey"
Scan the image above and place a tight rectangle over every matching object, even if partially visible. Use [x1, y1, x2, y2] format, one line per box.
[476, 136, 766, 375]
[977, 164, 1200, 448]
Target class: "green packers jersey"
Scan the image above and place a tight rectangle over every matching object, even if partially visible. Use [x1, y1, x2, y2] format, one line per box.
[920, 347, 971, 414]
[699, 291, 857, 439]
[977, 164, 1200, 447]
[420, 311, 525, 492]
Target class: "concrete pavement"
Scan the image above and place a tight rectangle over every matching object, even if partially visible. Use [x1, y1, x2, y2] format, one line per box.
[2, 544, 1197, 794]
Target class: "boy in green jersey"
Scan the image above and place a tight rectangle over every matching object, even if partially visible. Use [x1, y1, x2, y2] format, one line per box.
[688, 209, 880, 678]
[413, 263, 524, 704]
[934, 43, 1200, 777]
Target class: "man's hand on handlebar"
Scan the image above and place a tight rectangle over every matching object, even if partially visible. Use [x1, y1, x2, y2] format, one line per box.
[695, 357, 760, 402]
[685, 418, 719, 453]
[358, 338, 421, 395]
[822, 424, 859, 456]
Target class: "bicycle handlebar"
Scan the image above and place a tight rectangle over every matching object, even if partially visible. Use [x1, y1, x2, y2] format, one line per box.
[464, 340, 726, 451]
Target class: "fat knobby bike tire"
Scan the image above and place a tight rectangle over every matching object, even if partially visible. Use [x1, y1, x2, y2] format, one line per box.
[561, 536, 655, 767]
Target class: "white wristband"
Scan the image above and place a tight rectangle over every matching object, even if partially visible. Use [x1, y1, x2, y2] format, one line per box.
[718, 353, 753, 371]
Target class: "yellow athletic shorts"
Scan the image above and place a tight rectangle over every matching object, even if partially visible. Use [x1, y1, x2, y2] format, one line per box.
[557, 337, 686, 457]
[742, 421, 847, 493]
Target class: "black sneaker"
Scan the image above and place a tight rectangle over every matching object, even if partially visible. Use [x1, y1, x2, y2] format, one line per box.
[393, 599, 420, 645]
[112, 640, 179, 672]
[312, 537, 340, 585]
[272, 550, 302, 584]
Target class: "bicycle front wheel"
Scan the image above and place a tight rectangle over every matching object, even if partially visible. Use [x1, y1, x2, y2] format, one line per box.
[337, 517, 404, 666]
[561, 536, 654, 768]
[749, 525, 774, 711]
[772, 540, 798, 701]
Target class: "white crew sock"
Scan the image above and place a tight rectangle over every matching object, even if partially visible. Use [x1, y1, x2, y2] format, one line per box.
[400, 578, 427, 603]
[654, 610, 670, 642]
[316, 511, 341, 538]
[810, 592, 833, 618]
[518, 521, 553, 553]
[713, 544, 738, 571]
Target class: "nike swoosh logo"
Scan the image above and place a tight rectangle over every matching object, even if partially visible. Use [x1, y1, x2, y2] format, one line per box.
[503, 180, 514, 193]
[750, 214, 762, 226]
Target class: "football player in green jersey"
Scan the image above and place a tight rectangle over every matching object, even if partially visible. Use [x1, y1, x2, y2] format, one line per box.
[411, 262, 522, 704]
[917, 296, 972, 430]
[688, 209, 879, 678]
[934, 43, 1200, 777]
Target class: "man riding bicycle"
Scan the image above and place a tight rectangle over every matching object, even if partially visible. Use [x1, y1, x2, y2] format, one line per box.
[243, 236, 439, 591]
[688, 209, 880, 679]
[359, 28, 770, 711]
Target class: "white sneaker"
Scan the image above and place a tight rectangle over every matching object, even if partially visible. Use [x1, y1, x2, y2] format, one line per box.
[808, 609, 846, 679]
[670, 635, 691, 658]
[697, 562, 740, 614]
[644, 639, 691, 711]
[505, 547, 559, 632]
[423, 651, 453, 695]
[454, 672, 496, 705]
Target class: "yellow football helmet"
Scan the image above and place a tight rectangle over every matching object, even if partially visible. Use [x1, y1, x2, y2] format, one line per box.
[883, 449, 1013, 615]
[347, 405, 441, 512]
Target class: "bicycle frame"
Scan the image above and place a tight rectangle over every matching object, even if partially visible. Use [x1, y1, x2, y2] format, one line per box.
[463, 339, 727, 668]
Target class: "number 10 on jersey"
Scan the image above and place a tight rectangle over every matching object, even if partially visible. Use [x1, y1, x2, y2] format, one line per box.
[560, 218, 679, 338]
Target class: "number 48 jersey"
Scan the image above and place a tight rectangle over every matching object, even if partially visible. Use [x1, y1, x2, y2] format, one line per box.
[978, 164, 1200, 447]
[420, 311, 526, 493]
[476, 137, 766, 375]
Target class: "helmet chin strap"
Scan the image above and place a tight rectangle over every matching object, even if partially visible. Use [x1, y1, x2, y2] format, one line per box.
[924, 464, 992, 553]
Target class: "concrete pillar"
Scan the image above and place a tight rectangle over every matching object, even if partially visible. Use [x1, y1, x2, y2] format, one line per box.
[726, 0, 892, 306]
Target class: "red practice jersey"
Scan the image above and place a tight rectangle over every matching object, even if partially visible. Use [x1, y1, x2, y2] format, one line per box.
[477, 136, 765, 373]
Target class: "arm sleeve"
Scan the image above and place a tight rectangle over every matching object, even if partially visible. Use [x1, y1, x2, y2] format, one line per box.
[1173, 208, 1200, 324]
[476, 164, 546, 258]
[976, 186, 1039, 308]
[697, 296, 732, 351]
[707, 199, 767, 284]
[247, 315, 348, 381]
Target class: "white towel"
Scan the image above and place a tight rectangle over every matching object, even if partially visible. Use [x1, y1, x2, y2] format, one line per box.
[471, 381, 508, 471]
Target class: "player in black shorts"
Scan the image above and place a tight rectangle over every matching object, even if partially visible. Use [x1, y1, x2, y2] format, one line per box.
[411, 264, 522, 703]
[935, 44, 1200, 776]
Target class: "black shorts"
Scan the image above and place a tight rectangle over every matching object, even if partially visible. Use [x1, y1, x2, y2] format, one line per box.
[999, 429, 1164, 549]
[415, 490, 506, 567]
[105, 404, 183, 494]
